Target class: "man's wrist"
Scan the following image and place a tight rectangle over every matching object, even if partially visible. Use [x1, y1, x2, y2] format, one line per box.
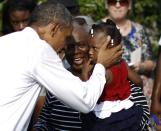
[94, 64, 106, 76]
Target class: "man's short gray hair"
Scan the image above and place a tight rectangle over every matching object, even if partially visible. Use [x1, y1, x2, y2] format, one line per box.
[29, 1, 72, 27]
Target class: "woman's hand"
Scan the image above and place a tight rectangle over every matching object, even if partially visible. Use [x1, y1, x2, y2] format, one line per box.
[133, 60, 155, 74]
[156, 124, 161, 131]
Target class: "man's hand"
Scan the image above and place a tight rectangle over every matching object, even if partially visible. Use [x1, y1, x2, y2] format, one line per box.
[97, 36, 123, 68]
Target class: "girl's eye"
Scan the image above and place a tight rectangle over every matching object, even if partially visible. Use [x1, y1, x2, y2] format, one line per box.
[93, 47, 98, 51]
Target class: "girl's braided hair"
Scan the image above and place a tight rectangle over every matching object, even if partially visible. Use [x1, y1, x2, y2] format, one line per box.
[90, 19, 122, 48]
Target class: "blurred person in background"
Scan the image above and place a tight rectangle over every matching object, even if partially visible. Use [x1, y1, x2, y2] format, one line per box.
[150, 37, 161, 131]
[1, 0, 37, 35]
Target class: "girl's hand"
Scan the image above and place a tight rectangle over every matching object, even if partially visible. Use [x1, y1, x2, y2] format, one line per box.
[81, 58, 94, 81]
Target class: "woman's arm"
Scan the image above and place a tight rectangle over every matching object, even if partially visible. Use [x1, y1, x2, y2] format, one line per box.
[127, 63, 143, 87]
[151, 46, 161, 113]
[134, 26, 155, 74]
[134, 60, 154, 74]
[151, 46, 161, 130]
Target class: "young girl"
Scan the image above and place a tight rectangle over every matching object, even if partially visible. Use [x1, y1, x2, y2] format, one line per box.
[82, 19, 144, 131]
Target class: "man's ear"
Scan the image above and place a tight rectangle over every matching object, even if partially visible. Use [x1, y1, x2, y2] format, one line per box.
[49, 22, 61, 37]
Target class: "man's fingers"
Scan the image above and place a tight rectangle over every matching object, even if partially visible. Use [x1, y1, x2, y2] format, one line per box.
[114, 49, 123, 61]
[101, 36, 111, 49]
[87, 59, 91, 65]
[113, 44, 123, 52]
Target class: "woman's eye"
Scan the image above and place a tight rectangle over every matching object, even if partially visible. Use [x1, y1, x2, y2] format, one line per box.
[79, 45, 86, 48]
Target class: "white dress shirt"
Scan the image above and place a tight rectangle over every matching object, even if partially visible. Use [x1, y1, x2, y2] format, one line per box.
[0, 27, 106, 131]
[159, 37, 161, 46]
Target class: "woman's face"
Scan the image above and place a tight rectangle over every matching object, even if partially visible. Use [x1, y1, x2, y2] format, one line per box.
[10, 10, 31, 31]
[66, 26, 89, 71]
[107, 0, 131, 21]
